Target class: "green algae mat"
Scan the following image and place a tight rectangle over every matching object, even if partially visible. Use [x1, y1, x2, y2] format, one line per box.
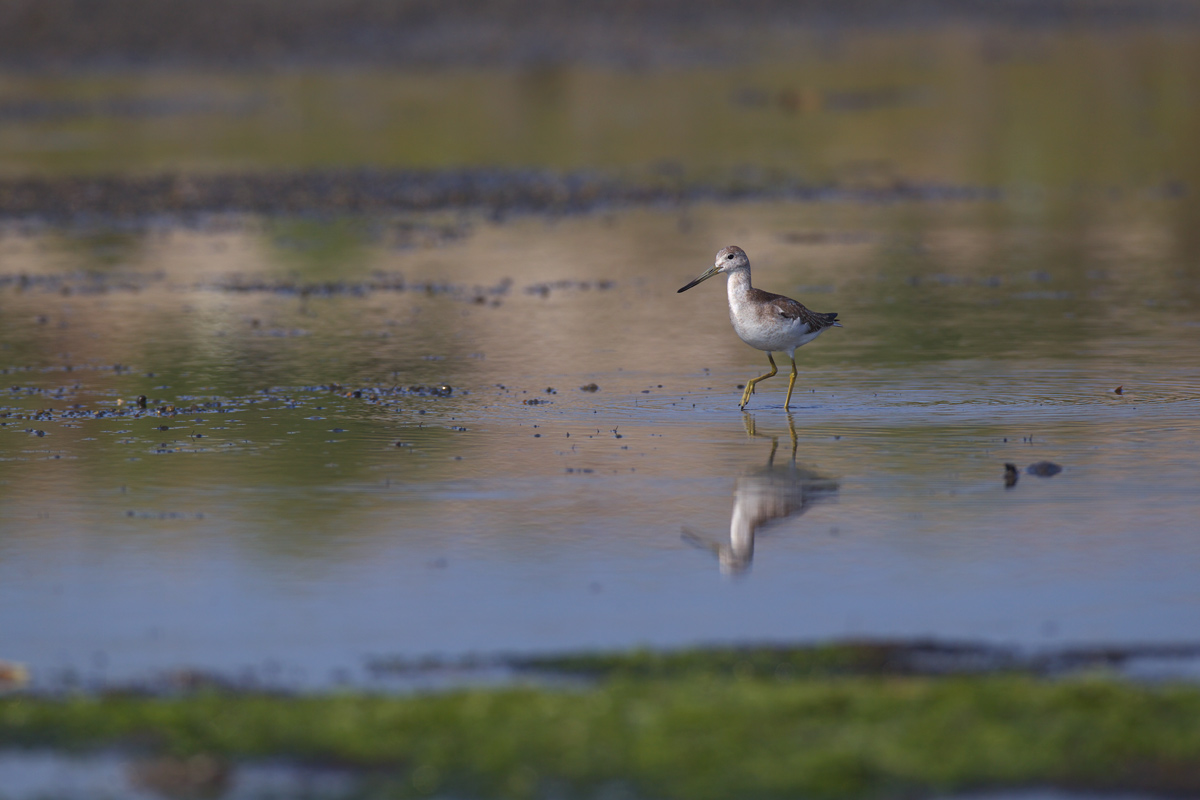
[4, 657, 1199, 799]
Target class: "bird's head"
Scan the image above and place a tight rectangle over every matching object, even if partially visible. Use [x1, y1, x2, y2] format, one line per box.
[677, 246, 749, 293]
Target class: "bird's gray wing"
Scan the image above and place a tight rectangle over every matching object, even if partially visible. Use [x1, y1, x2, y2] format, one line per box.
[759, 291, 840, 331]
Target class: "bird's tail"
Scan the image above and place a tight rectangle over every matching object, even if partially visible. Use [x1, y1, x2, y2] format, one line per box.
[822, 312, 842, 328]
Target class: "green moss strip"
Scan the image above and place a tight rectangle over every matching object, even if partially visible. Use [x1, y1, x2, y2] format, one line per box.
[3, 675, 1200, 799]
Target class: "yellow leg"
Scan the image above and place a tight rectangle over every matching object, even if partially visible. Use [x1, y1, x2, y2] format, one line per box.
[739, 353, 777, 409]
[784, 357, 798, 410]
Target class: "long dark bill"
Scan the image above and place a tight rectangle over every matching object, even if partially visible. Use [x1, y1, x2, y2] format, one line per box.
[677, 266, 720, 293]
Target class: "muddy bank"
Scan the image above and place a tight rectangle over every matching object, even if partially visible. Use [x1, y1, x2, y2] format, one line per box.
[1, 0, 1195, 69]
[0, 169, 999, 221]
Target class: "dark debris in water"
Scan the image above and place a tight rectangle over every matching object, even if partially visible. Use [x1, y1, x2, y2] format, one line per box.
[0, 267, 608, 304]
[0, 169, 1004, 223]
[0, 270, 156, 294]
[1004, 461, 1063, 486]
[1026, 461, 1063, 477]
[2, 376, 238, 424]
[1004, 463, 1019, 488]
[215, 273, 513, 301]
[2, 386, 234, 424]
[526, 279, 615, 296]
[366, 639, 1200, 683]
[318, 383, 457, 400]
[0, 378, 467, 432]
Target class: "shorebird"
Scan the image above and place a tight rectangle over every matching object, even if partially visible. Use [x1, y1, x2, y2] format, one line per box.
[678, 246, 841, 410]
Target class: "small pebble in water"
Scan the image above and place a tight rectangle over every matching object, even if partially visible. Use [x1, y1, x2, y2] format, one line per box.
[1004, 463, 1020, 488]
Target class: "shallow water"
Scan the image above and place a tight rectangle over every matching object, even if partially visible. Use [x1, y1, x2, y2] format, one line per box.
[0, 751, 1174, 800]
[0, 751, 356, 800]
[1, 196, 1197, 689]
[0, 750, 1176, 800]
[3, 20, 1200, 691]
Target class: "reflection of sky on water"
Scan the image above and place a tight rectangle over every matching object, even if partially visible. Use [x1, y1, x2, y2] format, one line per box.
[0, 196, 1198, 689]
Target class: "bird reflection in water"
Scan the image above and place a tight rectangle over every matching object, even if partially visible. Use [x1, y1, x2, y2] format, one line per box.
[684, 414, 838, 575]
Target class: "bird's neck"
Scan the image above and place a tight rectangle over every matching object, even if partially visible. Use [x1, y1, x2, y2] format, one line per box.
[726, 267, 753, 304]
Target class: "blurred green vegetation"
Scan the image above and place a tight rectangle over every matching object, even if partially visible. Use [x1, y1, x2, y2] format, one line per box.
[3, 666, 1200, 799]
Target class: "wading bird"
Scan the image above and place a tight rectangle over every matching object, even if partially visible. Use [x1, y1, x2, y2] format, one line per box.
[678, 246, 840, 410]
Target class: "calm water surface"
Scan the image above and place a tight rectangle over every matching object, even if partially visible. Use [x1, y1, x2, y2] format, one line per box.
[3, 23, 1200, 689]
[1, 197, 1197, 688]
[0, 751, 1170, 800]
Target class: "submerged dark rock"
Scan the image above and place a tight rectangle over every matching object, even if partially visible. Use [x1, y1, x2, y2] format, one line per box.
[1026, 461, 1063, 477]
[1004, 463, 1019, 488]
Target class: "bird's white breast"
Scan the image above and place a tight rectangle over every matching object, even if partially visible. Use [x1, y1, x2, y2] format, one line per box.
[726, 275, 817, 353]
